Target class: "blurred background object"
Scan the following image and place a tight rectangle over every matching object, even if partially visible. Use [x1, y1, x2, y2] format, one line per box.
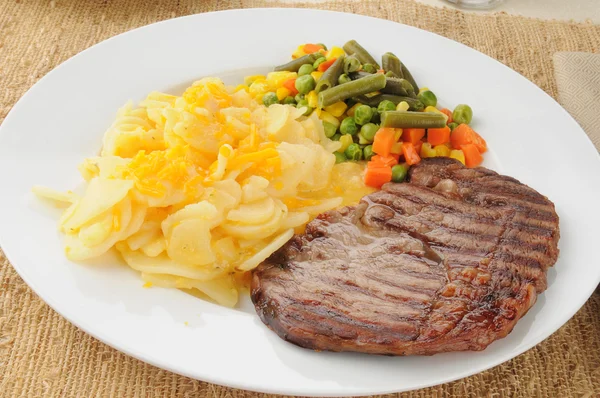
[443, 0, 503, 9]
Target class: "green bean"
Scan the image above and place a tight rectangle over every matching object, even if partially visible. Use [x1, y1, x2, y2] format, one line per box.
[283, 96, 296, 105]
[363, 145, 375, 161]
[338, 74, 352, 85]
[353, 94, 425, 111]
[448, 122, 459, 132]
[349, 71, 371, 80]
[315, 55, 345, 93]
[391, 163, 409, 183]
[274, 53, 318, 72]
[317, 43, 328, 51]
[343, 55, 361, 74]
[313, 57, 327, 69]
[385, 71, 398, 78]
[331, 133, 342, 141]
[323, 122, 338, 138]
[295, 75, 316, 94]
[262, 92, 279, 107]
[370, 107, 381, 123]
[362, 63, 377, 73]
[360, 123, 379, 142]
[453, 104, 473, 125]
[381, 111, 447, 129]
[377, 100, 396, 114]
[381, 77, 410, 97]
[417, 90, 437, 107]
[343, 40, 380, 69]
[382, 52, 403, 78]
[298, 64, 314, 76]
[345, 143, 363, 161]
[318, 73, 386, 107]
[340, 117, 358, 135]
[354, 105, 373, 125]
[334, 151, 347, 163]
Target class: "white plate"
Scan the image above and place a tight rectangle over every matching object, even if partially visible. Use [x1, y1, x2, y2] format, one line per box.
[0, 9, 599, 396]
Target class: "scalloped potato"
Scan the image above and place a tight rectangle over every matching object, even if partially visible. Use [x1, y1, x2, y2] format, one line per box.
[34, 77, 373, 307]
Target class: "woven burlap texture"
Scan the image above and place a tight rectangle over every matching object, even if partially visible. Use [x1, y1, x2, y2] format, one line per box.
[1, 0, 600, 397]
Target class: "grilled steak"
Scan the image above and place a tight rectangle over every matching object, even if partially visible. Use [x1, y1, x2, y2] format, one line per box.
[251, 158, 559, 355]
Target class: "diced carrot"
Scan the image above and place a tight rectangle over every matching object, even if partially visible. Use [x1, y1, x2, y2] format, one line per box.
[377, 69, 385, 74]
[402, 142, 421, 165]
[413, 140, 423, 155]
[372, 128, 396, 157]
[364, 165, 393, 188]
[283, 78, 298, 96]
[450, 123, 476, 149]
[402, 128, 426, 145]
[427, 126, 451, 146]
[371, 154, 398, 168]
[473, 131, 488, 153]
[461, 144, 483, 168]
[318, 58, 337, 72]
[303, 43, 323, 54]
[440, 108, 453, 123]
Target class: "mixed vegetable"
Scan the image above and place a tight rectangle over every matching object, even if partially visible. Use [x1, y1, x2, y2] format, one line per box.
[237, 40, 488, 189]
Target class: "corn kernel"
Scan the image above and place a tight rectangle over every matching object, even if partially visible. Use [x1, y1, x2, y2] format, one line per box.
[450, 149, 466, 165]
[326, 46, 345, 61]
[434, 144, 451, 157]
[396, 101, 410, 111]
[307, 90, 318, 108]
[347, 102, 362, 117]
[337, 134, 353, 153]
[292, 45, 306, 59]
[324, 101, 348, 117]
[393, 128, 403, 141]
[319, 111, 340, 128]
[425, 106, 448, 122]
[419, 87, 430, 94]
[267, 71, 297, 88]
[235, 84, 249, 93]
[420, 142, 437, 158]
[276, 87, 291, 101]
[391, 142, 403, 155]
[244, 75, 266, 86]
[311, 71, 324, 81]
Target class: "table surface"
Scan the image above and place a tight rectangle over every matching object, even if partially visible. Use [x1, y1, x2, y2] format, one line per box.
[294, 0, 600, 23]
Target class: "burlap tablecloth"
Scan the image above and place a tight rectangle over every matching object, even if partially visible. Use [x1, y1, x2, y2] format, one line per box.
[1, 1, 600, 397]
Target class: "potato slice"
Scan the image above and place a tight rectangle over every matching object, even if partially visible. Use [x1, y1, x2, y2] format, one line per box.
[167, 218, 215, 266]
[226, 197, 275, 225]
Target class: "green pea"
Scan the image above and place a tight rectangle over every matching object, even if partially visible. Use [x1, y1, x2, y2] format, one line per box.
[331, 133, 342, 141]
[283, 96, 296, 105]
[452, 104, 473, 125]
[448, 122, 459, 132]
[262, 92, 279, 107]
[358, 134, 370, 145]
[298, 63, 314, 76]
[295, 93, 305, 102]
[362, 63, 377, 73]
[377, 100, 396, 114]
[363, 145, 375, 161]
[313, 57, 327, 69]
[391, 163, 410, 183]
[385, 71, 397, 78]
[360, 123, 379, 142]
[340, 117, 358, 136]
[295, 75, 316, 95]
[323, 122, 338, 138]
[345, 143, 363, 161]
[370, 107, 381, 123]
[334, 151, 347, 163]
[417, 90, 437, 108]
[338, 74, 352, 84]
[296, 99, 313, 116]
[354, 105, 374, 125]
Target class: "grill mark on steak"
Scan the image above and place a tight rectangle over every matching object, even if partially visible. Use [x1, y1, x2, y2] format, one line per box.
[252, 158, 559, 355]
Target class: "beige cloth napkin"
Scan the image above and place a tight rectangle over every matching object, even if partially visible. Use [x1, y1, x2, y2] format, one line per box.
[553, 52, 600, 151]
